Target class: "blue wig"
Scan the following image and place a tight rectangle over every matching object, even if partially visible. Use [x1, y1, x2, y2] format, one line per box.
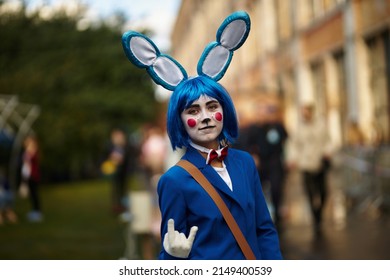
[167, 76, 238, 150]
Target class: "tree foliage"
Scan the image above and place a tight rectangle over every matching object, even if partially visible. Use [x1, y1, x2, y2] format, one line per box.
[0, 5, 159, 181]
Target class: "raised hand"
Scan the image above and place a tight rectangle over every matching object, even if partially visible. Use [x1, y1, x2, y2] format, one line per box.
[163, 219, 198, 258]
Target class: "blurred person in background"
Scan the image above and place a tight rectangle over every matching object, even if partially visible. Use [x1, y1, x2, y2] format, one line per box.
[21, 134, 43, 222]
[0, 168, 18, 225]
[138, 125, 167, 259]
[105, 128, 132, 215]
[140, 125, 167, 183]
[247, 102, 288, 228]
[287, 103, 332, 235]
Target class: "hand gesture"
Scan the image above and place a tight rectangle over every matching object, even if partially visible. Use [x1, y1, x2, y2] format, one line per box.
[163, 219, 198, 258]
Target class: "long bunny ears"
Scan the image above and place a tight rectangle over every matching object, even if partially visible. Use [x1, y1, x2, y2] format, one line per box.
[122, 31, 188, 91]
[197, 11, 250, 81]
[122, 11, 250, 91]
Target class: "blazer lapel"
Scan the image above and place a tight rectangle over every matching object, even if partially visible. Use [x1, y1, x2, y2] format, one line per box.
[224, 151, 249, 211]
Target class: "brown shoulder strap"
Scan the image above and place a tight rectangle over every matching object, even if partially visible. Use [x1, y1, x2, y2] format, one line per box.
[176, 160, 256, 260]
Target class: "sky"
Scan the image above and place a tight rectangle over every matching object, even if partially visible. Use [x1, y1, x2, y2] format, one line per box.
[2, 0, 181, 50]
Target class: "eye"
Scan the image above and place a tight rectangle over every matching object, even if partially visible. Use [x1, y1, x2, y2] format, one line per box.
[208, 103, 220, 111]
[187, 108, 199, 115]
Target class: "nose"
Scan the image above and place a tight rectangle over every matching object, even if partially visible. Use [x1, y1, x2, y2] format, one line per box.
[201, 117, 211, 124]
[200, 108, 211, 124]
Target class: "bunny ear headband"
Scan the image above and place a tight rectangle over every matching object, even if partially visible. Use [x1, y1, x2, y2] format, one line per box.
[122, 11, 250, 91]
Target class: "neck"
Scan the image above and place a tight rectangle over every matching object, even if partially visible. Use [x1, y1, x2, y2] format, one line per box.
[190, 140, 219, 151]
[189, 141, 218, 153]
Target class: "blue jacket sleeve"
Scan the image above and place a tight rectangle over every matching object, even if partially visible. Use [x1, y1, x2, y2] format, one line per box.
[157, 169, 189, 260]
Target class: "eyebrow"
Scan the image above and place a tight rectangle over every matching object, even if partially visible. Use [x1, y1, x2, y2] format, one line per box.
[186, 100, 219, 109]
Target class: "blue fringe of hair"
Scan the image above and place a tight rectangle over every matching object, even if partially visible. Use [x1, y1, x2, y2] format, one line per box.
[167, 76, 238, 150]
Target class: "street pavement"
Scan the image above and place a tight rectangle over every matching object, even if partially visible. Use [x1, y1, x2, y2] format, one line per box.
[275, 170, 390, 260]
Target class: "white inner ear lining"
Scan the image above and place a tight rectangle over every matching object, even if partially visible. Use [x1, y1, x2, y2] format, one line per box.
[153, 56, 184, 85]
[130, 36, 158, 66]
[220, 20, 247, 50]
[202, 45, 230, 78]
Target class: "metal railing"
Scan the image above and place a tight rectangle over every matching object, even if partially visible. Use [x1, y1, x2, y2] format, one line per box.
[334, 145, 390, 214]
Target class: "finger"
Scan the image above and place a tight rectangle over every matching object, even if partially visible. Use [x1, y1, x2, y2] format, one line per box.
[167, 219, 175, 233]
[179, 232, 186, 242]
[187, 226, 198, 244]
[167, 219, 175, 244]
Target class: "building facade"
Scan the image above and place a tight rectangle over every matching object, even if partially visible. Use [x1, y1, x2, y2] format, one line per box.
[170, 0, 390, 148]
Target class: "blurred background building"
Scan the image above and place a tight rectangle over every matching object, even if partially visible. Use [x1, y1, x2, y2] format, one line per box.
[172, 0, 389, 147]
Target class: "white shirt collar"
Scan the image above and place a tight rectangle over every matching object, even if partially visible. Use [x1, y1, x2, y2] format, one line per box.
[189, 141, 213, 154]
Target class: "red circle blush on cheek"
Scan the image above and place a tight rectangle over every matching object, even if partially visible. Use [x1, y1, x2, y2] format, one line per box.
[214, 112, 223, 122]
[187, 118, 197, 128]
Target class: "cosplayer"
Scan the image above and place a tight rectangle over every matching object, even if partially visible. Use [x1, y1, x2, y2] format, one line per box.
[122, 11, 282, 260]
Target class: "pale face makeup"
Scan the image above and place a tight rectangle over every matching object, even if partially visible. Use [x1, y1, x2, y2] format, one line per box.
[181, 95, 224, 149]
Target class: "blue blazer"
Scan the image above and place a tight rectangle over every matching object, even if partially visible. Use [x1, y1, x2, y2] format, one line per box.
[157, 146, 283, 260]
